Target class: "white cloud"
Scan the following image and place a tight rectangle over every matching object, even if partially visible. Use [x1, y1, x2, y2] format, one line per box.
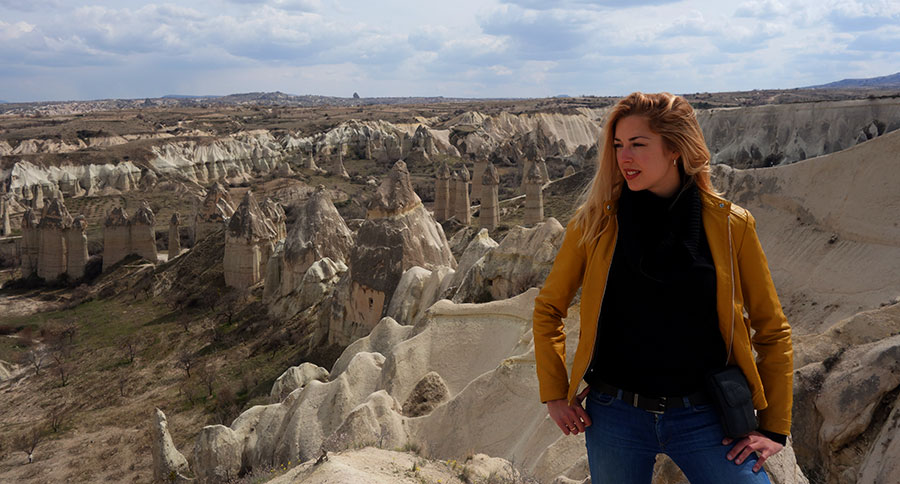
[0, 0, 897, 101]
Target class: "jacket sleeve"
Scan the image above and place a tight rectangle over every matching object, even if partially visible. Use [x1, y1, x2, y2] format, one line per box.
[533, 218, 588, 403]
[737, 213, 793, 436]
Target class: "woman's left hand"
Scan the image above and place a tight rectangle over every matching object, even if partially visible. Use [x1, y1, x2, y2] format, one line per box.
[723, 431, 784, 472]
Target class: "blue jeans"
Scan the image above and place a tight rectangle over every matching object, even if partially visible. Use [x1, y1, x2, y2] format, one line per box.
[584, 389, 771, 484]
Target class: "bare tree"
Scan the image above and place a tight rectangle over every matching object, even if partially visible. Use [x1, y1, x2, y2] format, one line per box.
[16, 425, 46, 464]
[176, 350, 195, 378]
[121, 335, 139, 364]
[22, 350, 45, 375]
[51, 351, 72, 387]
[47, 404, 69, 433]
[196, 362, 217, 397]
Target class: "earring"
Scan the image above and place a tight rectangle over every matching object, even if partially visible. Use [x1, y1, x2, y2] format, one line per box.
[672, 158, 678, 166]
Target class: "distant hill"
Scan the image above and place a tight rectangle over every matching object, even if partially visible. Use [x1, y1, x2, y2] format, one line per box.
[806, 72, 900, 89]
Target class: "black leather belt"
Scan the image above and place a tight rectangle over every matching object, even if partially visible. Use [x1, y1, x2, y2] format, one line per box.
[593, 382, 710, 414]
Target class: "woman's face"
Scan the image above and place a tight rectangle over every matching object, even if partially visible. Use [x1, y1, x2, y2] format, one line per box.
[614, 115, 681, 198]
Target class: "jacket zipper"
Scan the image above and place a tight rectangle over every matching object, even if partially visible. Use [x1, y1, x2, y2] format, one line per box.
[572, 214, 618, 404]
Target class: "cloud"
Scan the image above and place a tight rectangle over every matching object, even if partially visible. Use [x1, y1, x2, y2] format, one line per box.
[847, 28, 900, 51]
[501, 0, 681, 9]
[223, 0, 322, 11]
[825, 1, 900, 32]
[734, 0, 788, 19]
[479, 4, 600, 60]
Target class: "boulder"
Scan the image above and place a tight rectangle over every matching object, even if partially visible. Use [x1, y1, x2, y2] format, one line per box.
[192, 425, 242, 484]
[402, 371, 449, 417]
[270, 363, 329, 402]
[386, 265, 454, 325]
[445, 228, 498, 295]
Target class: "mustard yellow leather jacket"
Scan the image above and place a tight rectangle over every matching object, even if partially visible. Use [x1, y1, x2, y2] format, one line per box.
[533, 190, 793, 436]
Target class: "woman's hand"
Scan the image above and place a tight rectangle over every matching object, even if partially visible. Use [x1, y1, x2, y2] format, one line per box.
[723, 431, 784, 472]
[547, 387, 592, 435]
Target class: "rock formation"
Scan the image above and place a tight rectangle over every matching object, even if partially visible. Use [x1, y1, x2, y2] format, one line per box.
[698, 98, 900, 168]
[265, 185, 353, 316]
[342, 161, 456, 341]
[448, 170, 458, 221]
[454, 166, 471, 225]
[270, 363, 330, 403]
[168, 212, 182, 258]
[564, 165, 577, 177]
[175, 289, 807, 483]
[103, 207, 131, 269]
[150, 409, 190, 482]
[193, 183, 235, 243]
[480, 162, 500, 231]
[524, 161, 545, 226]
[20, 209, 39, 276]
[433, 162, 451, 222]
[712, 128, 900, 332]
[65, 215, 88, 279]
[453, 218, 564, 302]
[32, 184, 44, 210]
[471, 159, 487, 203]
[130, 201, 158, 263]
[224, 191, 278, 289]
[36, 198, 71, 281]
[444, 228, 498, 295]
[192, 425, 241, 483]
[1, 197, 10, 236]
[261, 198, 287, 240]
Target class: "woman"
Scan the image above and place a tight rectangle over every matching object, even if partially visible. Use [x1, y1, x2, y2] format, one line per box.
[533, 92, 792, 483]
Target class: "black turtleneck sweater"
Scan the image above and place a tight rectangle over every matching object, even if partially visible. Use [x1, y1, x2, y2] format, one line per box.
[584, 182, 726, 397]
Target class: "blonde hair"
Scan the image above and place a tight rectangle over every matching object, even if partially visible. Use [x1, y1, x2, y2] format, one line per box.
[574, 92, 716, 245]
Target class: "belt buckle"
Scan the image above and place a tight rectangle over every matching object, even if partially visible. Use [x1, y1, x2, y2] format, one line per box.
[648, 396, 667, 415]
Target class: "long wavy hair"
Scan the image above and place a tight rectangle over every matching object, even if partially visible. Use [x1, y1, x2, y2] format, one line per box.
[574, 92, 716, 245]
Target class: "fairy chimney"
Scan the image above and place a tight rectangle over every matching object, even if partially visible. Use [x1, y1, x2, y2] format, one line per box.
[347, 161, 456, 335]
[194, 183, 235, 242]
[103, 207, 131, 269]
[449, 170, 459, 221]
[130, 202, 157, 263]
[455, 166, 471, 225]
[32, 185, 44, 210]
[471, 159, 487, 203]
[20, 209, 39, 276]
[65, 215, 89, 279]
[273, 185, 354, 301]
[168, 212, 182, 258]
[1, 197, 10, 236]
[37, 198, 71, 280]
[434, 162, 451, 222]
[480, 162, 500, 232]
[524, 162, 544, 226]
[224, 191, 278, 289]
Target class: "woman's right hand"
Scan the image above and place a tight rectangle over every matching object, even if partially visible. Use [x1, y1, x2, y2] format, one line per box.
[547, 388, 592, 435]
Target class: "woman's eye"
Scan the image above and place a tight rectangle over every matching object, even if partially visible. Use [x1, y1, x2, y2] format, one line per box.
[613, 144, 622, 149]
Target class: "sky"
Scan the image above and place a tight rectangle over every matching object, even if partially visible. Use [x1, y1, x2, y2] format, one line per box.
[1, 0, 898, 102]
